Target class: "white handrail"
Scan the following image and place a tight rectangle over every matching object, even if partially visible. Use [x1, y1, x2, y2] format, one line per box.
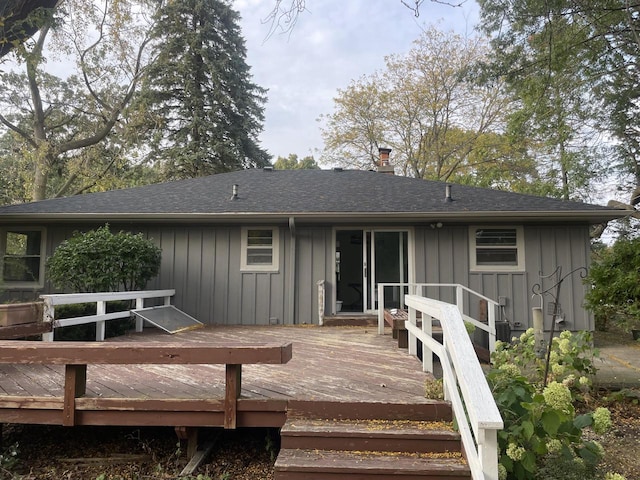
[404, 294, 503, 480]
[377, 283, 499, 351]
[40, 289, 176, 342]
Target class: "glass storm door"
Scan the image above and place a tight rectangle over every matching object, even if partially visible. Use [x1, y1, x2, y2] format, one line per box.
[366, 230, 409, 311]
[335, 230, 408, 313]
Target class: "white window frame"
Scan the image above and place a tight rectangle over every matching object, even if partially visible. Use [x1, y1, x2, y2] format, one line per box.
[241, 227, 280, 272]
[0, 227, 47, 288]
[469, 226, 525, 272]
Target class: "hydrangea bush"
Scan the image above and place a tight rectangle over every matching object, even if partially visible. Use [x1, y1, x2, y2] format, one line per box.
[488, 329, 623, 480]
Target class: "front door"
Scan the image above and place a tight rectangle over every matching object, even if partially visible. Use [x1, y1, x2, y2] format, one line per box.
[335, 229, 410, 313]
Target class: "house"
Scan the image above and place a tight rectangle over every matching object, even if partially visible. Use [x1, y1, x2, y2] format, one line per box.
[0, 157, 625, 333]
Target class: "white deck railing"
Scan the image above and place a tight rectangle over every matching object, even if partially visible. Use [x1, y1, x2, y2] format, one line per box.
[377, 283, 500, 352]
[39, 289, 176, 342]
[404, 294, 503, 480]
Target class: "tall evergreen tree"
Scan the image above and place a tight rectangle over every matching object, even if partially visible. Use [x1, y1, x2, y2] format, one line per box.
[140, 0, 270, 179]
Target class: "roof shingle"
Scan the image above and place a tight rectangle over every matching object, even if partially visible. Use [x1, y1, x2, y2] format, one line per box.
[0, 169, 625, 222]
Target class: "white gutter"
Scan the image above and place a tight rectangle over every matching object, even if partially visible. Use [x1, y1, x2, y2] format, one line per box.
[0, 209, 627, 224]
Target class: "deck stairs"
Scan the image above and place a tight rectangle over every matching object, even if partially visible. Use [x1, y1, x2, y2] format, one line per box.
[274, 401, 471, 479]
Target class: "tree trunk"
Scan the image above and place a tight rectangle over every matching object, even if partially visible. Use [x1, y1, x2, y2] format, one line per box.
[32, 159, 49, 202]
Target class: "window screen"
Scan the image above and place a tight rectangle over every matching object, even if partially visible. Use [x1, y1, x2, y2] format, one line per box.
[2, 229, 44, 283]
[472, 227, 523, 270]
[246, 229, 273, 265]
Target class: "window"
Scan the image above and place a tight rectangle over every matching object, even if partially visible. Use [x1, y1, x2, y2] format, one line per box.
[241, 227, 279, 272]
[470, 226, 524, 271]
[1, 228, 46, 287]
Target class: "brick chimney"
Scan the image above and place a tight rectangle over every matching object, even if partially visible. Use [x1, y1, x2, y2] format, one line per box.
[377, 147, 394, 174]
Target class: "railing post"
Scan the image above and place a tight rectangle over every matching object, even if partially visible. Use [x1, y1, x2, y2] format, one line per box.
[95, 301, 106, 341]
[455, 284, 464, 315]
[488, 304, 497, 352]
[479, 428, 500, 480]
[377, 285, 385, 335]
[42, 299, 55, 342]
[135, 297, 145, 332]
[317, 280, 325, 326]
[407, 306, 418, 357]
[422, 313, 433, 373]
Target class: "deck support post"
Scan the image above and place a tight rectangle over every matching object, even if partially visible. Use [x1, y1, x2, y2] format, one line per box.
[175, 426, 199, 459]
[63, 364, 87, 426]
[224, 364, 241, 429]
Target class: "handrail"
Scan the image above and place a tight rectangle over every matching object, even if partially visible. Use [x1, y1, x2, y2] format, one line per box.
[0, 339, 293, 430]
[377, 283, 499, 351]
[39, 289, 176, 342]
[404, 294, 503, 480]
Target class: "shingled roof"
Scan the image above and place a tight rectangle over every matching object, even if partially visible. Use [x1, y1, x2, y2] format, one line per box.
[0, 169, 625, 224]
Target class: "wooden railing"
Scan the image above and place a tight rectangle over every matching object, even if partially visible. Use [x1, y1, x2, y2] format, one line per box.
[404, 294, 503, 480]
[377, 283, 500, 352]
[0, 340, 293, 429]
[40, 289, 176, 342]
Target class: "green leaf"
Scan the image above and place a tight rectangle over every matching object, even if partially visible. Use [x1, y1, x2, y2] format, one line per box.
[573, 413, 593, 429]
[541, 410, 561, 436]
[521, 451, 537, 472]
[521, 420, 534, 440]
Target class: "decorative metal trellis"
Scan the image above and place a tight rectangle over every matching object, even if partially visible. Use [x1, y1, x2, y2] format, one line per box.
[532, 266, 588, 386]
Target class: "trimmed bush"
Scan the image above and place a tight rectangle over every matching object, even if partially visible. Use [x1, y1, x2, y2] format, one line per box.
[46, 225, 161, 293]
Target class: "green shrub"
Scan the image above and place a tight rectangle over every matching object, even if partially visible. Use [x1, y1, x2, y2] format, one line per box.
[46, 225, 161, 293]
[584, 237, 640, 332]
[489, 329, 610, 480]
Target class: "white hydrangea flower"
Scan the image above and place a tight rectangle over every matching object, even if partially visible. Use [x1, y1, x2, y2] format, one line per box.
[498, 463, 508, 480]
[593, 407, 612, 435]
[506, 442, 526, 461]
[552, 363, 566, 377]
[562, 374, 576, 388]
[605, 473, 627, 480]
[559, 338, 572, 354]
[542, 381, 573, 414]
[559, 330, 572, 339]
[546, 438, 563, 453]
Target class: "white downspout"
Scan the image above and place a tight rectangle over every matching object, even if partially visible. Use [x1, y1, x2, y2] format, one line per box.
[288, 217, 296, 325]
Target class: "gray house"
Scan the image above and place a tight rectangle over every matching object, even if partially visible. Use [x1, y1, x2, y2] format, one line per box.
[0, 167, 625, 333]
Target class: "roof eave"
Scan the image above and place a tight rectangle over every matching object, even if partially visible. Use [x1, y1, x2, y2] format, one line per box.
[0, 209, 627, 225]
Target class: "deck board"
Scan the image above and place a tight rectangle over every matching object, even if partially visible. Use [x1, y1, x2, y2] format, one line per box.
[0, 325, 435, 427]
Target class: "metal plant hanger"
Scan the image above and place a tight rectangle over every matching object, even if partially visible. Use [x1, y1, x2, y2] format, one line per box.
[532, 266, 588, 386]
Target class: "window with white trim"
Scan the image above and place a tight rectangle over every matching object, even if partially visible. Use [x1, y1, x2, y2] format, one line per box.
[241, 227, 279, 272]
[470, 226, 524, 271]
[1, 228, 46, 287]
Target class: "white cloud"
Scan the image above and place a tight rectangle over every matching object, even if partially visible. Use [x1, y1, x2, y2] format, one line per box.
[235, 0, 480, 161]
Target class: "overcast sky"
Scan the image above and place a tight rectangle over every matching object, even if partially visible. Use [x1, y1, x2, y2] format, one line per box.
[234, 0, 480, 163]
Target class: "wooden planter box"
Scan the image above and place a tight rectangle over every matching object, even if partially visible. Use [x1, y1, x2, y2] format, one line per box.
[0, 302, 44, 327]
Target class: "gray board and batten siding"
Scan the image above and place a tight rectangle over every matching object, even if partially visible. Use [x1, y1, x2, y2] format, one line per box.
[15, 220, 591, 333]
[0, 169, 623, 332]
[414, 223, 593, 333]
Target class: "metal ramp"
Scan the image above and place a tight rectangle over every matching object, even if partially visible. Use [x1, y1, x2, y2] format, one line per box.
[132, 305, 203, 334]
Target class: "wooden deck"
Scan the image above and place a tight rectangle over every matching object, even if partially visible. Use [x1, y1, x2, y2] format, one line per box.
[0, 325, 440, 429]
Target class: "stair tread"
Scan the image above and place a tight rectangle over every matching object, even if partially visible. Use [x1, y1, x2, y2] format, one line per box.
[282, 418, 459, 439]
[275, 448, 469, 474]
[286, 400, 453, 422]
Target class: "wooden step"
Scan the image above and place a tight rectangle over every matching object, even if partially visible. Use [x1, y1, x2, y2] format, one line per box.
[281, 418, 461, 453]
[322, 315, 378, 327]
[287, 400, 453, 422]
[275, 449, 471, 479]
